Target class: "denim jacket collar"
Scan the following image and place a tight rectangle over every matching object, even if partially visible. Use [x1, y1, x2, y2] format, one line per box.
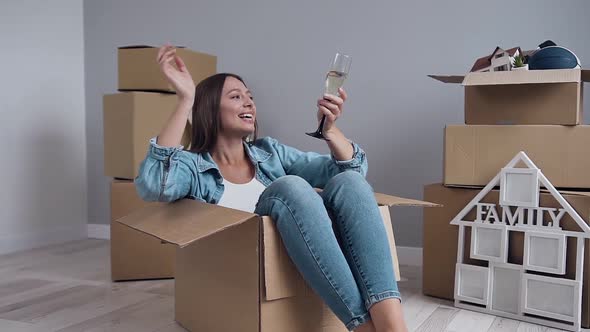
[195, 141, 272, 173]
[247, 143, 272, 163]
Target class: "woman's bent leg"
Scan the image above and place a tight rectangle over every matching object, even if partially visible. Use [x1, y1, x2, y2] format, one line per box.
[255, 175, 370, 330]
[320, 171, 407, 332]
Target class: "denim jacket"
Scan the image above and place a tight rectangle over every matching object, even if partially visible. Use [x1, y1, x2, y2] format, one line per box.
[135, 136, 368, 204]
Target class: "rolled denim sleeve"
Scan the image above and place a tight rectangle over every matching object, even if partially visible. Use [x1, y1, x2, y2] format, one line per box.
[134, 137, 195, 202]
[268, 137, 368, 188]
[331, 140, 368, 176]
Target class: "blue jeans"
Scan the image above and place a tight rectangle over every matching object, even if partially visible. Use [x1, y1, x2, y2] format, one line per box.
[254, 171, 401, 331]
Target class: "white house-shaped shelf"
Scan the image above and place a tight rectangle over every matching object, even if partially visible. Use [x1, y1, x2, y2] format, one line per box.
[450, 151, 590, 332]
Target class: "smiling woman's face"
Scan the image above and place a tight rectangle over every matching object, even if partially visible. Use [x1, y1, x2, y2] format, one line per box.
[218, 76, 256, 137]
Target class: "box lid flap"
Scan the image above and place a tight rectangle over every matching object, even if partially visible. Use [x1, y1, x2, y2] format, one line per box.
[116, 199, 259, 247]
[261, 217, 312, 301]
[542, 188, 590, 198]
[430, 69, 589, 85]
[118, 45, 155, 49]
[428, 74, 465, 84]
[463, 69, 584, 86]
[118, 45, 187, 49]
[438, 184, 590, 199]
[374, 192, 441, 207]
[315, 189, 440, 207]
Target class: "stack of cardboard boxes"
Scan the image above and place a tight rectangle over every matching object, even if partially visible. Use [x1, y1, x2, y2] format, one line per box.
[424, 68, 590, 326]
[104, 45, 217, 281]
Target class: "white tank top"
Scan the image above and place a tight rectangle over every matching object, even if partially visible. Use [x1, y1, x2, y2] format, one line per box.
[217, 177, 267, 213]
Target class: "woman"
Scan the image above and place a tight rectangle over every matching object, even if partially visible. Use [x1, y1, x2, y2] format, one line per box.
[135, 45, 408, 332]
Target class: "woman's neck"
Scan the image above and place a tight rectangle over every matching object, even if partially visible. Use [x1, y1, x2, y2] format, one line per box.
[210, 135, 248, 166]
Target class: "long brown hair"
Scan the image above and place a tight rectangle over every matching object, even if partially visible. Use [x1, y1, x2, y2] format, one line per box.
[189, 73, 258, 153]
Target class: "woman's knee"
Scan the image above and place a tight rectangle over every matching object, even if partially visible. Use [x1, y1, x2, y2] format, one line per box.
[258, 175, 321, 210]
[265, 175, 315, 197]
[256, 175, 328, 222]
[329, 171, 371, 191]
[322, 171, 377, 209]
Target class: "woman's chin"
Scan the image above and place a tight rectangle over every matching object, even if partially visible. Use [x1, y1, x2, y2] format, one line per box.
[242, 126, 256, 135]
[235, 128, 255, 138]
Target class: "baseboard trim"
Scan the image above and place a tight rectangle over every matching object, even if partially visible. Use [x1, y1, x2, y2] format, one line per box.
[0, 224, 87, 255]
[397, 246, 423, 267]
[87, 224, 110, 240]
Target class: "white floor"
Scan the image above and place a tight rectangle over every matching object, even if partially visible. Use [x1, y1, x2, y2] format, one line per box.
[0, 239, 580, 331]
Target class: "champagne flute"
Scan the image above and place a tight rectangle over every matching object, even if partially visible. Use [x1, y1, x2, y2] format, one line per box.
[306, 52, 352, 140]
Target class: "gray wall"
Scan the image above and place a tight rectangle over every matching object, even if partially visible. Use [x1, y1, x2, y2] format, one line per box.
[84, 0, 590, 247]
[1, 0, 87, 254]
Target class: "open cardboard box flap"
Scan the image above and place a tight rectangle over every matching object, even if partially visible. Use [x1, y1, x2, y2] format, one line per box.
[118, 45, 213, 56]
[429, 68, 590, 86]
[117, 192, 440, 303]
[117, 192, 439, 248]
[261, 216, 313, 301]
[374, 192, 441, 207]
[118, 45, 188, 50]
[117, 199, 259, 248]
[443, 184, 590, 198]
[118, 44, 193, 50]
[314, 189, 440, 208]
[119, 45, 156, 49]
[428, 74, 464, 84]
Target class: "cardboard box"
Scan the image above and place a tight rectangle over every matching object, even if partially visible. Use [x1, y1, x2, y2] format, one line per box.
[423, 183, 590, 327]
[430, 69, 590, 125]
[103, 92, 191, 180]
[118, 193, 437, 331]
[118, 45, 217, 93]
[110, 179, 175, 281]
[444, 125, 590, 189]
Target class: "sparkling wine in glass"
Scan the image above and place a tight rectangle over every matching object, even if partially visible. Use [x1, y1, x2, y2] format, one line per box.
[306, 53, 351, 140]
